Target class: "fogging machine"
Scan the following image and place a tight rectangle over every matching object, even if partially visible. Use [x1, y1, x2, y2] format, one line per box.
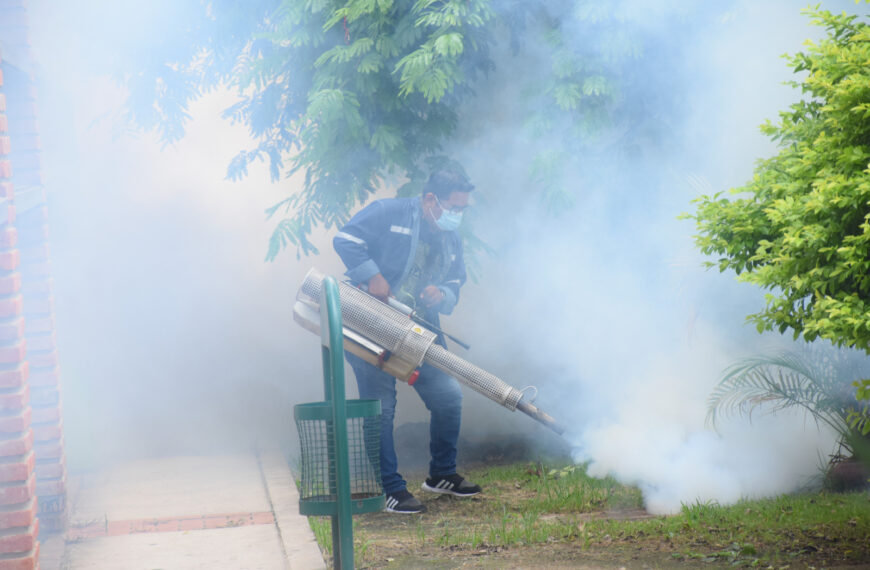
[293, 268, 564, 435]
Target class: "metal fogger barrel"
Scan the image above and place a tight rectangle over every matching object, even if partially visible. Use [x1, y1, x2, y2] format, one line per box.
[293, 268, 565, 435]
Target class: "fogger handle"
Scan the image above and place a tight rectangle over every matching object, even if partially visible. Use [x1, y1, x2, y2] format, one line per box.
[357, 284, 471, 350]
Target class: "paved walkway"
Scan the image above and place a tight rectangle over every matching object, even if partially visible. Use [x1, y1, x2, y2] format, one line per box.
[39, 450, 325, 569]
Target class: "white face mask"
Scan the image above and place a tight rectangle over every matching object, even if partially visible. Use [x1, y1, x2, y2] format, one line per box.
[433, 196, 463, 231]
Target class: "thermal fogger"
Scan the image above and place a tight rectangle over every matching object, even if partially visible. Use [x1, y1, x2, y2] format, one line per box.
[293, 268, 565, 435]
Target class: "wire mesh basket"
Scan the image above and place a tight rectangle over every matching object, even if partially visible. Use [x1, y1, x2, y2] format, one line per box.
[294, 399, 385, 516]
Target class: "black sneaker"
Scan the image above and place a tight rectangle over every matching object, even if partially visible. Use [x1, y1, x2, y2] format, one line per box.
[384, 489, 427, 514]
[421, 474, 481, 497]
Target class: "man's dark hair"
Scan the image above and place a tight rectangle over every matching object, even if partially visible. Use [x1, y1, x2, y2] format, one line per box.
[423, 169, 474, 200]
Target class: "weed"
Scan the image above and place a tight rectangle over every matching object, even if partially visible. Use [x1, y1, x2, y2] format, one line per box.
[308, 516, 332, 554]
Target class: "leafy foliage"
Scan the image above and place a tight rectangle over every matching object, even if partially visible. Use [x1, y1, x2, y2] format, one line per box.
[120, 1, 721, 259]
[707, 348, 870, 455]
[847, 378, 870, 436]
[687, 9, 870, 352]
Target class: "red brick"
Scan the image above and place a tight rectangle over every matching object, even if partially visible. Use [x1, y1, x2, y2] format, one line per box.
[179, 517, 203, 531]
[0, 115, 7, 133]
[0, 181, 12, 199]
[35, 478, 65, 497]
[0, 543, 38, 570]
[0, 272, 21, 294]
[0, 249, 18, 270]
[129, 519, 158, 533]
[252, 511, 275, 524]
[29, 403, 58, 424]
[0, 294, 22, 318]
[0, 406, 30, 434]
[32, 438, 62, 459]
[0, 473, 35, 506]
[203, 515, 228, 529]
[0, 159, 10, 178]
[0, 341, 26, 364]
[23, 333, 53, 352]
[0, 136, 9, 155]
[0, 317, 25, 341]
[23, 315, 51, 334]
[105, 520, 128, 536]
[0, 363, 28, 389]
[0, 451, 34, 484]
[0, 498, 36, 531]
[27, 366, 56, 387]
[32, 421, 61, 442]
[0, 520, 38, 554]
[156, 519, 179, 532]
[0, 385, 28, 413]
[0, 428, 32, 459]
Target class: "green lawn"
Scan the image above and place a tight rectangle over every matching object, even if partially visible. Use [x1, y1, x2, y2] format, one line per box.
[309, 462, 870, 568]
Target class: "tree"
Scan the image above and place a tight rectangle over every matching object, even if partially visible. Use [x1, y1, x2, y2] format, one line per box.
[119, 1, 718, 260]
[687, 9, 870, 353]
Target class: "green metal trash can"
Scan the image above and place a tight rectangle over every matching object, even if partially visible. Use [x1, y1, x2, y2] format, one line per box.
[295, 398, 385, 516]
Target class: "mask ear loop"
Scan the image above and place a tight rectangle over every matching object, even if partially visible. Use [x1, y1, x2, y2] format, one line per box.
[426, 194, 440, 223]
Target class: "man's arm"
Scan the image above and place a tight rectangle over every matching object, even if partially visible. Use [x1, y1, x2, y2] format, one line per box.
[333, 201, 389, 297]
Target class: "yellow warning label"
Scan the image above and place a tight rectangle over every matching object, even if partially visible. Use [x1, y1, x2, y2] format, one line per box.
[411, 325, 424, 334]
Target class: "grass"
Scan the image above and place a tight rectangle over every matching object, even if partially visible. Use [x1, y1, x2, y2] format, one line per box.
[308, 461, 870, 568]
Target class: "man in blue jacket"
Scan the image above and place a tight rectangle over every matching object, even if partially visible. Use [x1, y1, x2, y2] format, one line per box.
[333, 169, 481, 513]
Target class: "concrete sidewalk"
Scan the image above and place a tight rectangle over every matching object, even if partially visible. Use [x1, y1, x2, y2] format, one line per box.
[39, 450, 325, 570]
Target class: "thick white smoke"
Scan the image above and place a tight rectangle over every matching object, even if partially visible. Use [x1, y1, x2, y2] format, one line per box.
[21, 0, 866, 514]
[440, 0, 864, 513]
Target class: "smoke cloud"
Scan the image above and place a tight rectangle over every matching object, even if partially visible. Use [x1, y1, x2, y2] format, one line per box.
[443, 0, 866, 513]
[19, 0, 868, 515]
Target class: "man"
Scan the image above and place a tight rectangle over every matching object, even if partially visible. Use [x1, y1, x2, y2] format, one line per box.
[333, 169, 481, 514]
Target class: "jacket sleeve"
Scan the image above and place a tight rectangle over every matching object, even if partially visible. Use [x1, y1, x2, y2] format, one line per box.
[333, 201, 388, 284]
[435, 236, 467, 315]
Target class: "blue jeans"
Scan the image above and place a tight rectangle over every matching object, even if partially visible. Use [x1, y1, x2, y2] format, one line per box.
[345, 351, 463, 495]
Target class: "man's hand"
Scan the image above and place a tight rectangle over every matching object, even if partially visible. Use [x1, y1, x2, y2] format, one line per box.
[419, 285, 444, 309]
[367, 273, 391, 302]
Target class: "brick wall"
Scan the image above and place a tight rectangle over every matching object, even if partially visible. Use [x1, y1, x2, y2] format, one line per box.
[0, 0, 69, 566]
[0, 51, 39, 570]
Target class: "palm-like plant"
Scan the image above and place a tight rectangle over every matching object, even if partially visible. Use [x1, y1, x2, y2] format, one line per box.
[707, 348, 870, 457]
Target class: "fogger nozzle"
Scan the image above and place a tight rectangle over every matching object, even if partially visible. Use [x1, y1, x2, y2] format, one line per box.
[293, 269, 566, 435]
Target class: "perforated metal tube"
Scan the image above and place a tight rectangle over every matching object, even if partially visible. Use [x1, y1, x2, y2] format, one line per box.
[300, 269, 437, 373]
[297, 269, 561, 432]
[423, 344, 524, 410]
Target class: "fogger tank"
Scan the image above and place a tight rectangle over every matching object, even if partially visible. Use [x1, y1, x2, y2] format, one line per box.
[293, 268, 564, 435]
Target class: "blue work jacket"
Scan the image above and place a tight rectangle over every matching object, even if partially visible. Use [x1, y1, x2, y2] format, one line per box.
[333, 197, 467, 324]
